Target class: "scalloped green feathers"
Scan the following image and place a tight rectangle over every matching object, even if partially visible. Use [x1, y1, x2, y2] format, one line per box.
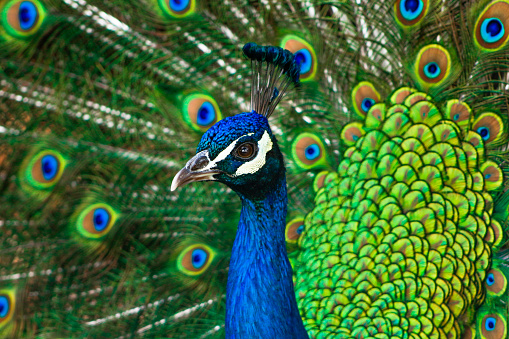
[291, 132, 329, 171]
[280, 35, 317, 82]
[0, 0, 46, 40]
[177, 244, 216, 276]
[296, 85, 508, 337]
[313, 171, 329, 192]
[446, 100, 472, 132]
[18, 149, 67, 198]
[182, 93, 222, 133]
[72, 203, 119, 240]
[341, 122, 365, 145]
[473, 0, 509, 51]
[157, 0, 196, 18]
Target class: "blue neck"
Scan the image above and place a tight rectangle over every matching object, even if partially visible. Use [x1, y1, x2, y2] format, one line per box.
[225, 176, 308, 338]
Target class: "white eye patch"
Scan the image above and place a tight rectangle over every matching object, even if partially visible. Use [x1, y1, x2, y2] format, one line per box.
[199, 131, 273, 176]
[234, 131, 273, 176]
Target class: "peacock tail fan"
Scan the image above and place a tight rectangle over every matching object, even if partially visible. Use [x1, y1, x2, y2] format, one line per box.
[0, 0, 509, 338]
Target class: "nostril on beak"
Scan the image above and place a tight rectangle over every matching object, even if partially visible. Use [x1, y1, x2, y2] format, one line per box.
[190, 156, 209, 171]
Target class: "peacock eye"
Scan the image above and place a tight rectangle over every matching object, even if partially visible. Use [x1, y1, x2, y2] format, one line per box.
[234, 142, 257, 160]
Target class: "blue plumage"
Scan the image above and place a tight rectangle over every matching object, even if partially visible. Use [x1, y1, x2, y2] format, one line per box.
[226, 176, 307, 338]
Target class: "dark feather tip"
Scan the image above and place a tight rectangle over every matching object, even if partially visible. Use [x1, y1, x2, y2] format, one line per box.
[242, 42, 301, 85]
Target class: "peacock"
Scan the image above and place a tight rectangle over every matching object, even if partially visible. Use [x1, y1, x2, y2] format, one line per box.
[1, 0, 509, 337]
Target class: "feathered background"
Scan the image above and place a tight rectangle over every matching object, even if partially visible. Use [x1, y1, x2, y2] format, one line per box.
[1, 0, 509, 337]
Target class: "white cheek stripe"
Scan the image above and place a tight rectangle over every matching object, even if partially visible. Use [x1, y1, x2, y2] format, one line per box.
[234, 131, 273, 176]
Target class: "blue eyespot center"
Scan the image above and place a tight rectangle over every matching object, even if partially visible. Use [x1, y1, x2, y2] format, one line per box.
[296, 225, 305, 235]
[485, 317, 496, 331]
[41, 154, 59, 181]
[400, 0, 423, 21]
[191, 248, 207, 269]
[424, 62, 441, 79]
[93, 208, 110, 232]
[169, 0, 189, 12]
[453, 113, 459, 121]
[0, 296, 9, 318]
[487, 273, 495, 286]
[305, 144, 320, 160]
[294, 49, 312, 75]
[361, 98, 375, 112]
[405, 0, 419, 12]
[197, 102, 215, 126]
[481, 18, 505, 44]
[19, 1, 38, 31]
[477, 126, 490, 140]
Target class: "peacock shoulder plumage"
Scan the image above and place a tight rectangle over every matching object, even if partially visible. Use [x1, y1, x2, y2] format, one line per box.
[0, 0, 509, 337]
[296, 86, 507, 338]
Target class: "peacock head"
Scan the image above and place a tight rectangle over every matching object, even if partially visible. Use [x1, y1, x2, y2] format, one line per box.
[171, 111, 285, 200]
[171, 42, 300, 200]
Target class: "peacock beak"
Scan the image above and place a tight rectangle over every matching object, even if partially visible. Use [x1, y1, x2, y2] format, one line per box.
[171, 150, 221, 191]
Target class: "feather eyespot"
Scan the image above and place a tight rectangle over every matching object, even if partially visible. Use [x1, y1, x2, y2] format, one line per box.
[21, 150, 66, 192]
[280, 35, 317, 81]
[285, 218, 305, 244]
[486, 268, 507, 296]
[0, 290, 15, 327]
[481, 314, 506, 338]
[75, 203, 118, 239]
[394, 0, 428, 27]
[472, 112, 504, 145]
[182, 94, 222, 132]
[177, 244, 215, 276]
[2, 0, 46, 38]
[474, 1, 509, 51]
[415, 45, 451, 86]
[352, 82, 381, 117]
[291, 132, 328, 170]
[158, 0, 195, 18]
